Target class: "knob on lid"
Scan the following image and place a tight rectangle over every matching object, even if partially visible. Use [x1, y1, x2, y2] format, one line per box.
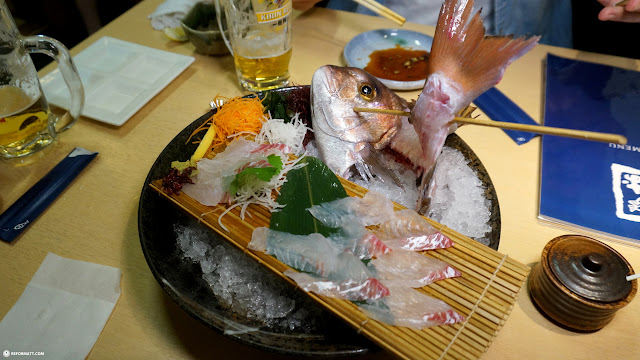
[547, 235, 632, 303]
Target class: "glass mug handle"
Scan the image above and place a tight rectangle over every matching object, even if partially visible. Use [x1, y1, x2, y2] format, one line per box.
[214, 0, 234, 56]
[22, 35, 84, 134]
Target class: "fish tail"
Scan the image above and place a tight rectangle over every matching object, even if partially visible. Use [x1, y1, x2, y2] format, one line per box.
[429, 0, 540, 101]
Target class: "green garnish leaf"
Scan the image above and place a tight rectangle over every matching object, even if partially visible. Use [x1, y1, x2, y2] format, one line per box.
[229, 154, 283, 195]
[266, 153, 283, 169]
[270, 156, 348, 237]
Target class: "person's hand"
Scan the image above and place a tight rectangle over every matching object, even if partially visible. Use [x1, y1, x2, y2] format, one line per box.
[597, 0, 640, 22]
[292, 0, 324, 11]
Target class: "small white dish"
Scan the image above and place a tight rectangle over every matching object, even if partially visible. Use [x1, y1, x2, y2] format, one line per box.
[41, 36, 195, 126]
[343, 29, 433, 91]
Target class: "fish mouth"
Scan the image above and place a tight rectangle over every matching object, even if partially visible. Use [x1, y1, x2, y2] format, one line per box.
[318, 65, 341, 96]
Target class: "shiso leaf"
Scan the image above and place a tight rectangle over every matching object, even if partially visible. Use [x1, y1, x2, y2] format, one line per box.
[270, 156, 348, 237]
[229, 154, 283, 195]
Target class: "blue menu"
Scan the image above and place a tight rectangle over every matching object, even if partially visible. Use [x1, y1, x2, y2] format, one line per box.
[539, 54, 640, 242]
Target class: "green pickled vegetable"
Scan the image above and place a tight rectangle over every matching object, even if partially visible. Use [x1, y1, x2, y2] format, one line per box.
[262, 91, 290, 122]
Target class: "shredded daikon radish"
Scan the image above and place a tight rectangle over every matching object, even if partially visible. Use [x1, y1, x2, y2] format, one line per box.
[218, 152, 308, 232]
[214, 114, 311, 231]
[256, 113, 311, 156]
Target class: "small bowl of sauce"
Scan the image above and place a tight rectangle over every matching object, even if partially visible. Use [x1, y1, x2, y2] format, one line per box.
[364, 45, 429, 82]
[344, 29, 433, 91]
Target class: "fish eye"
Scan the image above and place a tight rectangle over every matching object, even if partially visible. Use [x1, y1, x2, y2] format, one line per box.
[359, 84, 376, 100]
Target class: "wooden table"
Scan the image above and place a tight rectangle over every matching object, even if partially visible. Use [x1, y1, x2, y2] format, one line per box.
[1, 1, 639, 359]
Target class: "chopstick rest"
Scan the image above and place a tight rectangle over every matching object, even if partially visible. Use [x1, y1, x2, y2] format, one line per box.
[0, 147, 98, 243]
[472, 87, 540, 145]
[0, 253, 121, 359]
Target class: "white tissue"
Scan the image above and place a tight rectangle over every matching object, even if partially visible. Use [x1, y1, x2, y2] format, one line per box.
[0, 253, 121, 359]
[148, 0, 202, 30]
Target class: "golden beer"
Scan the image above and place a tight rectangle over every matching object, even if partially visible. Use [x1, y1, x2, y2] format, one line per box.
[220, 0, 293, 93]
[0, 85, 50, 152]
[233, 48, 292, 91]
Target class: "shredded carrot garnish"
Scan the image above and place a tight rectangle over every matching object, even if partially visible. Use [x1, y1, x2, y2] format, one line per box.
[188, 94, 266, 158]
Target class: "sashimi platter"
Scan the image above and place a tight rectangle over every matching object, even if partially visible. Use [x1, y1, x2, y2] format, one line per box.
[139, 1, 536, 359]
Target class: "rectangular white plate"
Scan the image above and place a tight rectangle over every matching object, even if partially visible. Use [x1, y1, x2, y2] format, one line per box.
[41, 36, 195, 126]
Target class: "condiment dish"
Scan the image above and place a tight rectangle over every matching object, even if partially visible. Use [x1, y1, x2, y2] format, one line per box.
[344, 29, 433, 91]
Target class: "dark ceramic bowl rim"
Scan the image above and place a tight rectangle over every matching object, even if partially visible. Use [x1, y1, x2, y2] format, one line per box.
[182, 2, 218, 30]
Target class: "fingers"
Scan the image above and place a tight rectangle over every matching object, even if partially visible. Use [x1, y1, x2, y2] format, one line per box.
[292, 0, 323, 11]
[598, 0, 640, 22]
[627, 0, 640, 10]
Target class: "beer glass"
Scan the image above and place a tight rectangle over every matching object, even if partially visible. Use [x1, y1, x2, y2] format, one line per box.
[215, 0, 292, 92]
[0, 0, 84, 159]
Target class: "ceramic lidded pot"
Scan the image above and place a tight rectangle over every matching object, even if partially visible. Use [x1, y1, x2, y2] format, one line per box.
[529, 235, 636, 331]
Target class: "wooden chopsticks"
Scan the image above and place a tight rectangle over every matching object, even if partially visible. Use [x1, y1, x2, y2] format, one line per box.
[352, 107, 628, 144]
[352, 0, 406, 26]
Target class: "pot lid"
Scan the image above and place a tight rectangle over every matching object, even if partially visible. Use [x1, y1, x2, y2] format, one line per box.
[547, 235, 632, 303]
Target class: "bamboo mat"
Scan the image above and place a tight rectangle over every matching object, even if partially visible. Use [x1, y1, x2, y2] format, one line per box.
[149, 178, 530, 360]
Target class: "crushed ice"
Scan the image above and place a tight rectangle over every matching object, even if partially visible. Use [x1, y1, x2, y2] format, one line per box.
[175, 224, 322, 331]
[348, 145, 492, 245]
[428, 147, 492, 245]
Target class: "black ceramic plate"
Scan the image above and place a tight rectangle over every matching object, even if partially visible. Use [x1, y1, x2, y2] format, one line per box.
[138, 86, 501, 357]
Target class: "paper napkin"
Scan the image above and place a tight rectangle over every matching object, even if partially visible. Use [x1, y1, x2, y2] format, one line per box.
[0, 253, 121, 359]
[148, 0, 201, 30]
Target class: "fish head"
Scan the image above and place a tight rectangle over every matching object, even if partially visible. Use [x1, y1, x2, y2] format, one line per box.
[311, 65, 408, 149]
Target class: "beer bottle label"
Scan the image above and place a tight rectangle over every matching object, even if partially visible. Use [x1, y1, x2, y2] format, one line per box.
[255, 0, 292, 23]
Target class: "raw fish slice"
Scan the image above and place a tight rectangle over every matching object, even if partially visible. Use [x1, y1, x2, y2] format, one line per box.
[182, 138, 263, 206]
[183, 139, 291, 206]
[249, 227, 374, 283]
[328, 222, 391, 260]
[249, 227, 340, 277]
[358, 286, 465, 329]
[250, 143, 292, 155]
[368, 250, 460, 288]
[375, 209, 453, 251]
[307, 190, 395, 227]
[284, 269, 390, 301]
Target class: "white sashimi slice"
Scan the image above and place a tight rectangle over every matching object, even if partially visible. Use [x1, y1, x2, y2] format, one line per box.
[368, 250, 460, 288]
[307, 190, 395, 227]
[249, 228, 378, 283]
[183, 138, 295, 207]
[250, 227, 390, 301]
[375, 209, 453, 251]
[182, 138, 262, 206]
[249, 227, 340, 277]
[358, 286, 465, 330]
[284, 269, 390, 301]
[328, 222, 391, 260]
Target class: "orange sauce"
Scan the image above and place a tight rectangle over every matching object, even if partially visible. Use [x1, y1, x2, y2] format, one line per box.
[363, 45, 429, 82]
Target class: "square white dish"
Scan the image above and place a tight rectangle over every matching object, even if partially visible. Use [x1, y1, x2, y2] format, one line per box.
[41, 36, 195, 126]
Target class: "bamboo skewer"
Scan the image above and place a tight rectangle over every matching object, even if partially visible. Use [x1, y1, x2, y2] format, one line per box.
[352, 107, 628, 145]
[351, 0, 406, 25]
